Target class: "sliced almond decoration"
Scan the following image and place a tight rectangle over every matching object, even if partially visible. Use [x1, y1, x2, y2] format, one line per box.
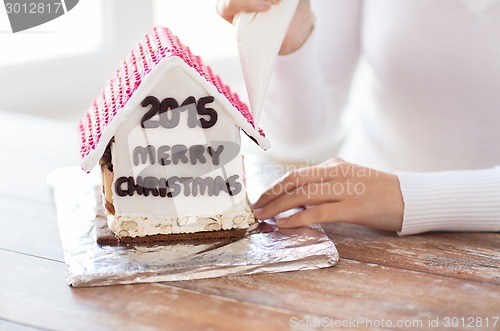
[204, 223, 221, 231]
[197, 217, 218, 225]
[121, 220, 137, 230]
[232, 215, 246, 225]
[176, 217, 188, 227]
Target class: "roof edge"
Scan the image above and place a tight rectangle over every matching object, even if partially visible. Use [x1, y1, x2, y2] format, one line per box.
[81, 57, 270, 172]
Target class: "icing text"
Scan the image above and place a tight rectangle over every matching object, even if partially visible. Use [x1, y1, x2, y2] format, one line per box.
[140, 95, 218, 129]
[133, 144, 224, 166]
[115, 175, 242, 198]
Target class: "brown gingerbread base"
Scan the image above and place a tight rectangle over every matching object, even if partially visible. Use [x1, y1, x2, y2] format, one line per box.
[95, 214, 249, 246]
[94, 185, 251, 246]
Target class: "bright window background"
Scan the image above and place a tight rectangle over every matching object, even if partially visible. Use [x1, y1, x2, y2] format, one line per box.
[0, 0, 103, 67]
[0, 0, 249, 121]
[154, 0, 247, 101]
[153, 0, 236, 60]
[0, 0, 155, 120]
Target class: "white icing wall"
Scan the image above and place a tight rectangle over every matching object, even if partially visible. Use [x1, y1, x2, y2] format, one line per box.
[111, 66, 247, 218]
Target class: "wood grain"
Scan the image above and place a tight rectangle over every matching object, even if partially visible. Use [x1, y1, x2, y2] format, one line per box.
[0, 249, 327, 331]
[2, 110, 500, 331]
[170, 258, 500, 324]
[322, 223, 500, 284]
[0, 196, 63, 262]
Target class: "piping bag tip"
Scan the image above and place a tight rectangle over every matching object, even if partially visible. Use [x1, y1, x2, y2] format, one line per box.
[235, 0, 299, 129]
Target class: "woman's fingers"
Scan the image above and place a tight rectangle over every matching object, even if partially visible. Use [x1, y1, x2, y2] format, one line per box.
[276, 202, 353, 228]
[249, 159, 404, 232]
[252, 165, 335, 209]
[216, 0, 278, 23]
[253, 181, 341, 220]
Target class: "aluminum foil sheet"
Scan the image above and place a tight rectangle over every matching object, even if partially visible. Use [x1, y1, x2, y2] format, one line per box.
[49, 167, 339, 287]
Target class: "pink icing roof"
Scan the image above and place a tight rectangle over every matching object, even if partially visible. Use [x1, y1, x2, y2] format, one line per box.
[79, 26, 265, 163]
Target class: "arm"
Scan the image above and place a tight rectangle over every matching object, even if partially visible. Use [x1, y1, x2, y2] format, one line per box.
[252, 159, 500, 234]
[232, 2, 500, 234]
[252, 158, 404, 231]
[397, 168, 500, 235]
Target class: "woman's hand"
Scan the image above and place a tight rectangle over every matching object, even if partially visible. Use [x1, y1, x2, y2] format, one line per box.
[216, 0, 315, 55]
[251, 159, 405, 232]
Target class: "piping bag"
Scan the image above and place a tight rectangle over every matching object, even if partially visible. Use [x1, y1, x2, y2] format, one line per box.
[235, 0, 299, 128]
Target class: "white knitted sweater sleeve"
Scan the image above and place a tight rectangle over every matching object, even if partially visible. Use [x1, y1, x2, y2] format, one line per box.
[396, 167, 500, 235]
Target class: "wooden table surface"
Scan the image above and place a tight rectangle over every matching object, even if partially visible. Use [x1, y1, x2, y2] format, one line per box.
[1, 110, 499, 331]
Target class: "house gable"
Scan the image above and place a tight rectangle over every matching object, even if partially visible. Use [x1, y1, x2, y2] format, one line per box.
[110, 63, 247, 218]
[80, 26, 270, 173]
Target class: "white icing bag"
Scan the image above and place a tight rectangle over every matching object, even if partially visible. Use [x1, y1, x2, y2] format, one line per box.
[235, 0, 299, 128]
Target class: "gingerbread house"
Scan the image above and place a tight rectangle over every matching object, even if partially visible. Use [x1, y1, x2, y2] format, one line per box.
[79, 26, 270, 243]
